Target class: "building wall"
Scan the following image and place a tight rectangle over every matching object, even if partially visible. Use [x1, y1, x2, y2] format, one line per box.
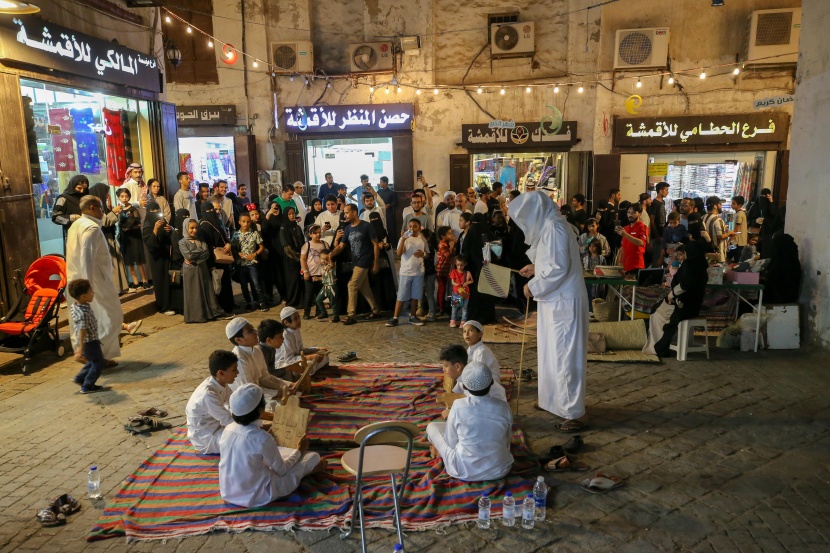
[787, 0, 830, 347]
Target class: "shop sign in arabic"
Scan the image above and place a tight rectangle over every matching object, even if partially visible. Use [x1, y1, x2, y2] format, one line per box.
[176, 105, 237, 126]
[0, 16, 161, 93]
[283, 104, 413, 133]
[461, 121, 578, 149]
[753, 95, 795, 110]
[613, 113, 789, 147]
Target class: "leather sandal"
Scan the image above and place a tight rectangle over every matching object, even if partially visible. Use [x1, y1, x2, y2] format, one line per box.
[51, 493, 81, 516]
[36, 506, 66, 527]
[544, 455, 590, 473]
[137, 407, 168, 418]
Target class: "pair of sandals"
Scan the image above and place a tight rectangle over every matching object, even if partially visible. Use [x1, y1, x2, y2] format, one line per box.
[124, 407, 172, 434]
[36, 494, 80, 527]
[337, 351, 358, 363]
[542, 435, 590, 473]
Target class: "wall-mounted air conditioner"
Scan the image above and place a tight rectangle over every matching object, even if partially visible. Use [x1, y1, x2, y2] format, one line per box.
[744, 8, 800, 66]
[270, 41, 314, 73]
[490, 22, 535, 59]
[614, 28, 669, 69]
[349, 42, 394, 73]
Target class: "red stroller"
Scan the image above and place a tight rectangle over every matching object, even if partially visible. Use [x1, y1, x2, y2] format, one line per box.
[0, 254, 67, 374]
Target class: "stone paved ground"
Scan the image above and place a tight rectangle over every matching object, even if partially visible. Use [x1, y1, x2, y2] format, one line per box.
[1, 307, 829, 553]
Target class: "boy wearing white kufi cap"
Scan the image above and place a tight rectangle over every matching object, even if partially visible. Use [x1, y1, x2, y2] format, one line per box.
[226, 317, 295, 399]
[280, 306, 330, 375]
[426, 362, 513, 482]
[219, 383, 326, 507]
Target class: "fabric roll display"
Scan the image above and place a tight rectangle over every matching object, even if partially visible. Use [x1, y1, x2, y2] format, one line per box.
[48, 108, 76, 172]
[102, 108, 126, 186]
[70, 107, 101, 174]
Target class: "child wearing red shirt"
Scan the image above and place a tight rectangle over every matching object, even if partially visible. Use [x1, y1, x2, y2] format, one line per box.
[448, 255, 473, 327]
[435, 226, 456, 315]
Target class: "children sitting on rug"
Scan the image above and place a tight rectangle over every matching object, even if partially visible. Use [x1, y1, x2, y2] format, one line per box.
[186, 350, 239, 454]
[226, 317, 297, 399]
[258, 319, 290, 379]
[426, 362, 514, 482]
[439, 343, 506, 405]
[462, 321, 505, 398]
[219, 383, 326, 508]
[279, 307, 330, 374]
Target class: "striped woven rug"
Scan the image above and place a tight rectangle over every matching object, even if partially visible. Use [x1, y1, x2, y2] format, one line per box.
[88, 363, 537, 542]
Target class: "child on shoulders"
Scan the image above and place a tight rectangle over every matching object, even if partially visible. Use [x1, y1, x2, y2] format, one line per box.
[226, 317, 295, 400]
[186, 350, 238, 454]
[279, 307, 330, 374]
[219, 383, 326, 508]
[426, 363, 513, 482]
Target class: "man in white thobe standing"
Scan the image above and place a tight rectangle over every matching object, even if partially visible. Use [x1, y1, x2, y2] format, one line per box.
[292, 181, 308, 224]
[66, 195, 125, 360]
[509, 191, 588, 432]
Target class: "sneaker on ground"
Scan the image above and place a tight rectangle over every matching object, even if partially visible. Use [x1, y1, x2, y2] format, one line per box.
[385, 317, 399, 327]
[127, 287, 137, 293]
[126, 320, 142, 335]
[81, 384, 109, 394]
[143, 282, 153, 289]
[260, 305, 270, 312]
[162, 311, 176, 316]
[220, 313, 234, 320]
[449, 320, 458, 328]
[316, 313, 328, 320]
[410, 316, 424, 326]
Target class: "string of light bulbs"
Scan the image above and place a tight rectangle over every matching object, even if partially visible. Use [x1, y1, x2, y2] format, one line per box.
[162, 7, 794, 97]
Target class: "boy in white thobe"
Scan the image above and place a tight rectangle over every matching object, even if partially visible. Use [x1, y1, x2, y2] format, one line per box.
[508, 191, 588, 432]
[186, 350, 238, 454]
[460, 321, 506, 399]
[226, 318, 295, 399]
[280, 307, 330, 374]
[426, 362, 513, 481]
[439, 345, 506, 413]
[219, 384, 325, 508]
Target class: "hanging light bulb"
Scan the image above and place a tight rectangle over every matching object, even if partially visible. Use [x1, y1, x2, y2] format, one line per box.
[289, 75, 294, 82]
[667, 76, 674, 85]
[433, 88, 438, 95]
[391, 77, 398, 86]
[699, 71, 706, 79]
[525, 86, 532, 93]
[554, 85, 560, 93]
[578, 84, 584, 93]
[397, 86, 402, 93]
[186, 26, 192, 34]
[733, 67, 741, 75]
[500, 87, 506, 95]
[253, 60, 258, 68]
[208, 39, 213, 47]
[385, 87, 390, 94]
[165, 15, 171, 23]
[415, 89, 421, 95]
[636, 78, 642, 88]
[369, 86, 375, 92]
[477, 87, 483, 94]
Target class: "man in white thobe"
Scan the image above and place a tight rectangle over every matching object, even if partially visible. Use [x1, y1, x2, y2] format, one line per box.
[66, 196, 124, 360]
[315, 199, 342, 247]
[427, 362, 513, 481]
[359, 192, 387, 230]
[292, 181, 308, 224]
[438, 202, 463, 239]
[509, 191, 588, 431]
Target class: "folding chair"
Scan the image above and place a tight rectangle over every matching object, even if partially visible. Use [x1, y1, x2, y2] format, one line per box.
[340, 421, 419, 553]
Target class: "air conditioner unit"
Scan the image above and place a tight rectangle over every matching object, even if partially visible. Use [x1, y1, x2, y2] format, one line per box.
[270, 41, 314, 73]
[744, 8, 801, 66]
[349, 42, 394, 73]
[614, 28, 670, 69]
[490, 22, 535, 59]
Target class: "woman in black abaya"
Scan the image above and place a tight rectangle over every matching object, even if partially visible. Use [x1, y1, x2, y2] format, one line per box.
[368, 211, 397, 310]
[142, 200, 174, 314]
[198, 201, 235, 315]
[262, 200, 285, 303]
[279, 206, 305, 308]
[462, 212, 497, 324]
[168, 208, 190, 314]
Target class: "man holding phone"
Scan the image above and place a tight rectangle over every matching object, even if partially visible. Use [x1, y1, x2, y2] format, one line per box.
[330, 204, 382, 325]
[315, 195, 341, 247]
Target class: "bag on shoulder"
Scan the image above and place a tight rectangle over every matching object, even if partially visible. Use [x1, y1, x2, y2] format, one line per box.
[213, 247, 234, 264]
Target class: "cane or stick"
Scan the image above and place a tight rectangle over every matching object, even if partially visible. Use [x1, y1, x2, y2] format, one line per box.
[515, 295, 531, 415]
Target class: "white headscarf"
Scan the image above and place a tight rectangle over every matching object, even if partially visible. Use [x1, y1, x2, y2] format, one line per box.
[508, 191, 557, 262]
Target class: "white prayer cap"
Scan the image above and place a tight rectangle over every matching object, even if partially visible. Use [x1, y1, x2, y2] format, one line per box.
[461, 362, 493, 392]
[463, 320, 484, 333]
[229, 383, 264, 416]
[280, 306, 298, 321]
[225, 317, 250, 339]
[293, 181, 304, 188]
[444, 191, 456, 199]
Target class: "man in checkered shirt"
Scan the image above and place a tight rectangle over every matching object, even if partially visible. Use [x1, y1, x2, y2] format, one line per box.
[68, 279, 108, 394]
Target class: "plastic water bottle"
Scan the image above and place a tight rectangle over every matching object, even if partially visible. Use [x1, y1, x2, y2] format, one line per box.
[501, 491, 516, 527]
[87, 466, 102, 499]
[393, 544, 404, 553]
[521, 494, 535, 529]
[533, 476, 548, 521]
[477, 493, 491, 529]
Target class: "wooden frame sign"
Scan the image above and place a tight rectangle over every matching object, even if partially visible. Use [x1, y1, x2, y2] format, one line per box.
[613, 113, 789, 148]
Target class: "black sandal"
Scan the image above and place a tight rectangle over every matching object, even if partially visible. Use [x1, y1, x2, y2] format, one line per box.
[36, 507, 66, 527]
[52, 493, 81, 516]
[556, 419, 587, 433]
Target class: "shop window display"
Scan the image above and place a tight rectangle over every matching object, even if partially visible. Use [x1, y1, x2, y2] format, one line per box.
[178, 136, 237, 192]
[21, 79, 149, 255]
[472, 152, 564, 202]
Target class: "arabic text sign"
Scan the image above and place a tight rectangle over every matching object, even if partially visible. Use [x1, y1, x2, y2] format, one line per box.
[176, 105, 237, 126]
[754, 95, 795, 110]
[647, 163, 669, 177]
[0, 16, 161, 93]
[613, 113, 789, 148]
[283, 104, 413, 133]
[461, 121, 578, 150]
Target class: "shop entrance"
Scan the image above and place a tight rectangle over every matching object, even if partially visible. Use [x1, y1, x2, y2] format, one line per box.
[471, 151, 568, 204]
[178, 136, 237, 192]
[305, 137, 394, 197]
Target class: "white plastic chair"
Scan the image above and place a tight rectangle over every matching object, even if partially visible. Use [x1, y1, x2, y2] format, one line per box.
[669, 318, 710, 361]
[340, 421, 419, 553]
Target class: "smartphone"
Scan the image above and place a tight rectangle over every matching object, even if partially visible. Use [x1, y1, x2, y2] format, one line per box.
[324, 221, 331, 229]
[416, 170, 423, 179]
